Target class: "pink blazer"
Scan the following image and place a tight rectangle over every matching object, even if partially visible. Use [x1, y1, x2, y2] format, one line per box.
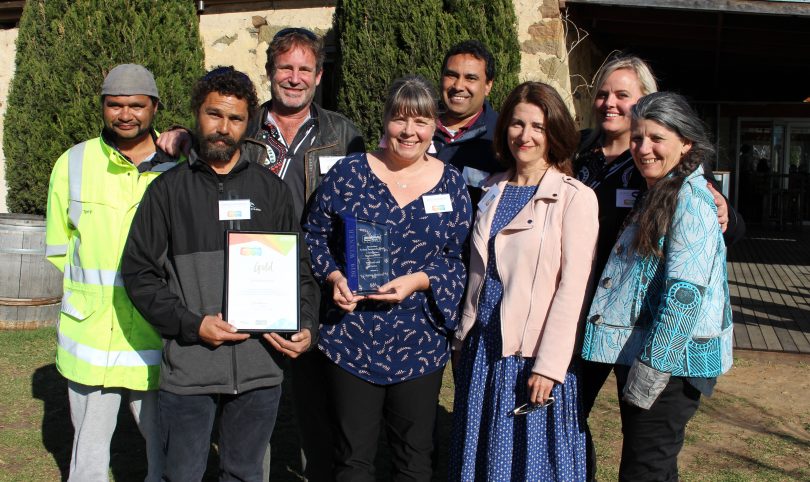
[452, 167, 599, 383]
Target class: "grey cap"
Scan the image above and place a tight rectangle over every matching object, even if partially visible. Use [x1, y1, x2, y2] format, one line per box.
[101, 64, 159, 100]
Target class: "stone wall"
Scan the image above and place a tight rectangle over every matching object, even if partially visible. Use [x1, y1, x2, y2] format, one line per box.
[199, 6, 336, 103]
[514, 0, 603, 128]
[0, 27, 18, 213]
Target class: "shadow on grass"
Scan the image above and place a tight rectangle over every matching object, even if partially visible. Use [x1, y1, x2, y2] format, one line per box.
[31, 364, 71, 480]
[700, 388, 810, 451]
[714, 449, 810, 480]
[31, 364, 218, 482]
[29, 363, 454, 481]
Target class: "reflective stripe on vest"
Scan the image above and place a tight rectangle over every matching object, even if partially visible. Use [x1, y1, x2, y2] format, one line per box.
[67, 265, 124, 287]
[60, 289, 87, 320]
[72, 233, 82, 267]
[46, 244, 68, 256]
[67, 142, 86, 229]
[57, 330, 161, 367]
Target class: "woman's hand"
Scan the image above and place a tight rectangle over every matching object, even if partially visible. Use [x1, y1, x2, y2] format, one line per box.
[707, 183, 729, 233]
[365, 272, 430, 304]
[327, 270, 364, 313]
[527, 373, 555, 405]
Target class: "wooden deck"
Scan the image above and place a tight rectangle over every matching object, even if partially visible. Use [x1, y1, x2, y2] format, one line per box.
[728, 229, 810, 354]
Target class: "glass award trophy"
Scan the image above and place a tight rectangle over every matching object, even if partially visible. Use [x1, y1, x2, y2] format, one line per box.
[343, 215, 391, 294]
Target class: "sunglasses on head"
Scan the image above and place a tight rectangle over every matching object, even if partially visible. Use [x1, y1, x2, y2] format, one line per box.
[273, 27, 318, 41]
[510, 397, 554, 417]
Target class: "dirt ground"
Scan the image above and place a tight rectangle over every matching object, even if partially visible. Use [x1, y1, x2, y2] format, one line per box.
[588, 350, 810, 481]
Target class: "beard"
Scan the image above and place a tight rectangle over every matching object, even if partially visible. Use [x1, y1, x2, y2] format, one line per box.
[270, 82, 316, 112]
[196, 129, 244, 163]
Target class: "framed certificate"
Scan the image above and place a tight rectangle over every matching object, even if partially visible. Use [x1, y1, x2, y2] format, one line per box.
[224, 231, 300, 333]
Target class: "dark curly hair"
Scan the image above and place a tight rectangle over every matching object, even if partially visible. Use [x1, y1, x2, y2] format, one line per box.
[190, 66, 259, 119]
[493, 81, 578, 175]
[631, 92, 715, 257]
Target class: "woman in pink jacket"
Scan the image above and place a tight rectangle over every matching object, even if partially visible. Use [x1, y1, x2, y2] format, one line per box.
[449, 82, 599, 481]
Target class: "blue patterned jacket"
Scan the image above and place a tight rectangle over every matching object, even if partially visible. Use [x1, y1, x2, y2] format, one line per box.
[581, 166, 733, 377]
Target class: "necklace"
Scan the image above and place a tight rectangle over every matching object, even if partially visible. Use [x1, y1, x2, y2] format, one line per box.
[385, 154, 428, 190]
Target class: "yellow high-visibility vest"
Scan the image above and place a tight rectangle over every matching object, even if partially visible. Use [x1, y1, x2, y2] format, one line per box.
[45, 136, 175, 390]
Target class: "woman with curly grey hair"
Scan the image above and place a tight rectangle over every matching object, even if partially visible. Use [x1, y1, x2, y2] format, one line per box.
[580, 92, 733, 480]
[575, 55, 744, 481]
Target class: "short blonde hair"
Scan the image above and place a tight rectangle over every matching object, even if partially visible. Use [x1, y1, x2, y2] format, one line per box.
[592, 55, 658, 102]
[581, 55, 659, 149]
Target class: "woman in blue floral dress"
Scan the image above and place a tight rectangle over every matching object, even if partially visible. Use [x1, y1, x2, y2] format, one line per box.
[450, 82, 599, 481]
[303, 75, 472, 481]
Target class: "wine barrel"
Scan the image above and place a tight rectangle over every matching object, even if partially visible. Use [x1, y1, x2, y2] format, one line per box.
[0, 214, 62, 329]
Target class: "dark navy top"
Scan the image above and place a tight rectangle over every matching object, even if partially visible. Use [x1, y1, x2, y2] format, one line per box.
[303, 153, 472, 384]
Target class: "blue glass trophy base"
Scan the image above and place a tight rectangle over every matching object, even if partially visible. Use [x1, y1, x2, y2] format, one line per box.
[344, 216, 390, 294]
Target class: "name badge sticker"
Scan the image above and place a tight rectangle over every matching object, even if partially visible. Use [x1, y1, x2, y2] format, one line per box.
[219, 199, 252, 221]
[477, 185, 500, 213]
[616, 189, 639, 208]
[462, 166, 490, 188]
[422, 193, 453, 214]
[318, 156, 344, 175]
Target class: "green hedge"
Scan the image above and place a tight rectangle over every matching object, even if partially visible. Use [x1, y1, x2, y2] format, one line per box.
[334, 0, 521, 143]
[3, 0, 205, 214]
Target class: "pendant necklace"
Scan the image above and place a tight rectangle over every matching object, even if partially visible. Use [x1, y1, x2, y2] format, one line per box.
[390, 155, 427, 189]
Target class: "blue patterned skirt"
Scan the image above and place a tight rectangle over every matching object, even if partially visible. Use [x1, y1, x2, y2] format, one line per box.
[449, 321, 587, 481]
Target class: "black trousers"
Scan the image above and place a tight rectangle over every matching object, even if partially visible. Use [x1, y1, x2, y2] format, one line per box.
[290, 349, 335, 482]
[325, 362, 444, 482]
[615, 367, 701, 482]
[579, 358, 615, 481]
[579, 359, 702, 482]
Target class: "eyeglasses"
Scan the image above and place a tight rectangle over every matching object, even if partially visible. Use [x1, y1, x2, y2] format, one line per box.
[273, 27, 318, 42]
[510, 397, 554, 416]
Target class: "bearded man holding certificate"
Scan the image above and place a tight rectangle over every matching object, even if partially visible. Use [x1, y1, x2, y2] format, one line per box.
[121, 67, 319, 481]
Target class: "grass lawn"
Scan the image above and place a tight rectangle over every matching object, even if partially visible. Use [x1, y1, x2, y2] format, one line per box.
[0, 328, 807, 481]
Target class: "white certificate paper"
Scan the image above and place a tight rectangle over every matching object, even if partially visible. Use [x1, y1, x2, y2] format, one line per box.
[225, 231, 299, 332]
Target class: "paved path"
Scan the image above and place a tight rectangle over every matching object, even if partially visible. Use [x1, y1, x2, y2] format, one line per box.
[728, 230, 810, 354]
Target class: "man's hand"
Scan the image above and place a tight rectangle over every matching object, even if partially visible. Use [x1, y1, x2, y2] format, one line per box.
[156, 128, 192, 157]
[327, 270, 365, 312]
[365, 272, 429, 304]
[264, 329, 312, 358]
[707, 183, 729, 233]
[198, 313, 249, 347]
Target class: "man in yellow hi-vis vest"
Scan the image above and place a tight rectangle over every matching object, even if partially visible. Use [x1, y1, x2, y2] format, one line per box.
[45, 64, 177, 482]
